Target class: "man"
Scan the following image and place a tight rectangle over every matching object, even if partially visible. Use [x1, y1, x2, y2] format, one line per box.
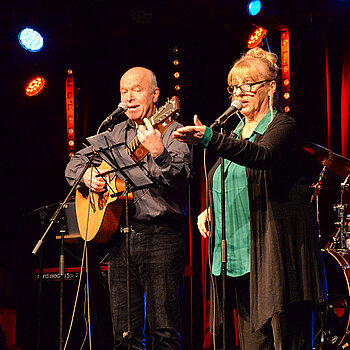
[65, 67, 193, 349]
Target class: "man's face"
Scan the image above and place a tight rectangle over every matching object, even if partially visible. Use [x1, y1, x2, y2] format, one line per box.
[120, 68, 159, 125]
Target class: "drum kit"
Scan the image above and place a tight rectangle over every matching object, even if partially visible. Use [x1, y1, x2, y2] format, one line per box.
[303, 142, 350, 349]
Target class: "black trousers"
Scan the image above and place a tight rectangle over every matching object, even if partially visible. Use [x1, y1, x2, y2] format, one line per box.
[233, 274, 314, 350]
[108, 220, 185, 350]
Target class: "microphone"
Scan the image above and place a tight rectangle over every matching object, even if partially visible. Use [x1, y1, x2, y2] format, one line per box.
[101, 102, 128, 128]
[210, 100, 243, 128]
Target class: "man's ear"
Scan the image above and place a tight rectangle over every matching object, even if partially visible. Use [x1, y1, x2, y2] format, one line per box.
[153, 87, 160, 103]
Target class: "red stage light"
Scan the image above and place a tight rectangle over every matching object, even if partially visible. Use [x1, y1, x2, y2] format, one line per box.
[25, 76, 46, 96]
[247, 27, 268, 49]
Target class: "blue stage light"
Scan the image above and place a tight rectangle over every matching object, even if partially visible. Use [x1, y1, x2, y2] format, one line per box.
[247, 0, 261, 16]
[18, 28, 44, 52]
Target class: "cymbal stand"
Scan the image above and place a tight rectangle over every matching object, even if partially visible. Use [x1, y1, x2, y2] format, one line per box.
[334, 174, 350, 249]
[311, 166, 327, 239]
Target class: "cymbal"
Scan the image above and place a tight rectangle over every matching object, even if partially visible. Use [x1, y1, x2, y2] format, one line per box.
[303, 142, 350, 179]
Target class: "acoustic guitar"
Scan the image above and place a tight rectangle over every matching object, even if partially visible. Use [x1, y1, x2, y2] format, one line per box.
[75, 96, 180, 243]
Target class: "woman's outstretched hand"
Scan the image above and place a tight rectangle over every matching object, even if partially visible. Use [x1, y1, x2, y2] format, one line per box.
[173, 115, 207, 145]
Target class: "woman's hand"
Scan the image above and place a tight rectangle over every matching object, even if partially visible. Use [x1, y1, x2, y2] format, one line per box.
[173, 115, 207, 145]
[197, 208, 211, 238]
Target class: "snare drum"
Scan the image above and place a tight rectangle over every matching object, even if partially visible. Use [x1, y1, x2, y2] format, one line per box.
[314, 249, 350, 346]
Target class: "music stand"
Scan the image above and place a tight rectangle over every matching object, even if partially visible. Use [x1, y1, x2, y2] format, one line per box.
[86, 132, 156, 350]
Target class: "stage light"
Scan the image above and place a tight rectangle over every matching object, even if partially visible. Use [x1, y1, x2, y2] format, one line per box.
[171, 46, 183, 99]
[66, 69, 76, 157]
[18, 28, 44, 52]
[280, 28, 291, 115]
[25, 76, 46, 96]
[247, 27, 267, 49]
[247, 0, 261, 16]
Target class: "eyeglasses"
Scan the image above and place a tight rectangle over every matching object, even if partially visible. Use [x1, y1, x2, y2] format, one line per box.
[227, 79, 272, 95]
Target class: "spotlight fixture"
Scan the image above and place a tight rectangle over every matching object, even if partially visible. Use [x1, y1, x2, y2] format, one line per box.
[25, 76, 46, 96]
[18, 28, 44, 52]
[247, 27, 268, 49]
[247, 0, 261, 16]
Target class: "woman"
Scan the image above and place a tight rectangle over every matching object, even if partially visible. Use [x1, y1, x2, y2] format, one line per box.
[173, 47, 327, 349]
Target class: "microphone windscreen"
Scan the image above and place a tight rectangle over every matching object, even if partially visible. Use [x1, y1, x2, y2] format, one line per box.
[231, 100, 243, 110]
[118, 102, 128, 111]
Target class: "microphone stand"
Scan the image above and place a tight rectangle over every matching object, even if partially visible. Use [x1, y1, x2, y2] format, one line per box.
[31, 153, 98, 350]
[23, 202, 61, 350]
[37, 209, 46, 350]
[219, 126, 227, 350]
[120, 180, 133, 350]
[59, 213, 67, 350]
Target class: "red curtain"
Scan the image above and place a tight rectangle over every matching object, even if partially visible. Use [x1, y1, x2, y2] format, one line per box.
[340, 43, 350, 158]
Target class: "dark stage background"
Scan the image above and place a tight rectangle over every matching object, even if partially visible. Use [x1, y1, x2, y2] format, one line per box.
[0, 0, 349, 349]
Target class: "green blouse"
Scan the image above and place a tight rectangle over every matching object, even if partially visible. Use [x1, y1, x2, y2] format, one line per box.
[200, 109, 276, 277]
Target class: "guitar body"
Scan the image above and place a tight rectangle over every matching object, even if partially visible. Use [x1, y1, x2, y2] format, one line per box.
[75, 161, 132, 243]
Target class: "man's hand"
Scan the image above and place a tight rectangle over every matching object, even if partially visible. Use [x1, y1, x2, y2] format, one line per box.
[83, 167, 106, 193]
[137, 118, 164, 157]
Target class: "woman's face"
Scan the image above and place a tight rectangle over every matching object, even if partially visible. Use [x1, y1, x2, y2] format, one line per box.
[230, 74, 276, 119]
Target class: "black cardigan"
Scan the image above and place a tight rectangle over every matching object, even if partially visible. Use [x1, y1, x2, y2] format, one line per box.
[207, 112, 327, 332]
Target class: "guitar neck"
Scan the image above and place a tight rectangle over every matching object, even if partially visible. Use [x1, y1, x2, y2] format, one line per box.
[125, 97, 179, 158]
[126, 115, 156, 156]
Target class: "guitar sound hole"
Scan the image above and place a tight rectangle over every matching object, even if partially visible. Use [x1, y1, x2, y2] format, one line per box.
[135, 148, 144, 158]
[98, 190, 109, 210]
